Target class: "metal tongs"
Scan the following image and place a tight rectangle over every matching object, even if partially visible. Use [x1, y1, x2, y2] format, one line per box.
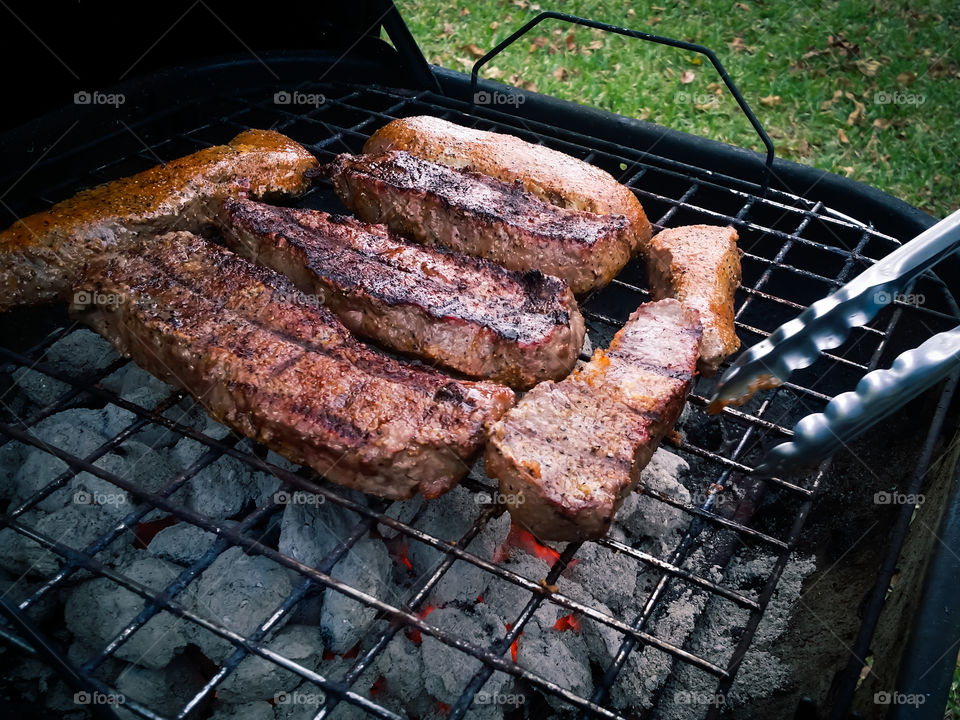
[708, 209, 960, 477]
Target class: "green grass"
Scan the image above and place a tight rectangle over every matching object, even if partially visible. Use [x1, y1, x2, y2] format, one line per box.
[949, 663, 960, 719]
[400, 0, 959, 218]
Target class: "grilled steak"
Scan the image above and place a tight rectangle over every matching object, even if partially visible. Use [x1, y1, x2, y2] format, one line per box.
[71, 232, 515, 500]
[363, 115, 653, 253]
[647, 225, 741, 375]
[485, 299, 701, 540]
[218, 198, 584, 389]
[0, 129, 317, 311]
[325, 151, 634, 295]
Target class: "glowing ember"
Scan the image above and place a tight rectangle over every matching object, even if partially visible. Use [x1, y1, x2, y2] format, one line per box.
[493, 523, 578, 568]
[369, 675, 387, 697]
[504, 623, 522, 662]
[552, 612, 581, 633]
[132, 516, 178, 549]
[383, 536, 413, 571]
[405, 604, 436, 646]
[435, 700, 451, 715]
[475, 594, 484, 604]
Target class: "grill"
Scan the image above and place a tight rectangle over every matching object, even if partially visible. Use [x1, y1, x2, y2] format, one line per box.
[1, 6, 959, 720]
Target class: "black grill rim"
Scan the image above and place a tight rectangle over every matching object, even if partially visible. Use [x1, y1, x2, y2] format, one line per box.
[0, 50, 957, 720]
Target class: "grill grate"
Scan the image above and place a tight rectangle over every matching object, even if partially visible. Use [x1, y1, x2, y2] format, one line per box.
[1, 78, 957, 720]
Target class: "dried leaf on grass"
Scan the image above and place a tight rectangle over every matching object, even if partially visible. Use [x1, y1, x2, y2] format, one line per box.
[760, 94, 782, 107]
[844, 91, 866, 125]
[681, 70, 696, 84]
[855, 58, 882, 77]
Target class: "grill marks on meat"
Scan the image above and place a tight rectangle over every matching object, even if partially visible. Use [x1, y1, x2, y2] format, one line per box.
[363, 115, 653, 253]
[0, 130, 318, 311]
[71, 232, 515, 500]
[647, 225, 742, 375]
[325, 151, 634, 295]
[218, 198, 584, 389]
[485, 299, 701, 541]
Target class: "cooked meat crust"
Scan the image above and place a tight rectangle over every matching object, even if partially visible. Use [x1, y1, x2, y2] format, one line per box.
[363, 115, 652, 253]
[325, 151, 634, 295]
[72, 232, 515, 500]
[647, 225, 741, 375]
[218, 198, 584, 389]
[485, 299, 701, 540]
[0, 130, 317, 311]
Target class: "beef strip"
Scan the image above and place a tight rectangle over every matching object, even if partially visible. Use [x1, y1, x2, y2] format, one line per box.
[217, 198, 585, 389]
[647, 224, 742, 375]
[324, 150, 635, 295]
[485, 299, 701, 540]
[363, 115, 653, 253]
[0, 129, 317, 311]
[72, 232, 515, 500]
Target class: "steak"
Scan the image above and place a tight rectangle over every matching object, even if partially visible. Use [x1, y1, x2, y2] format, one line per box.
[71, 232, 515, 500]
[647, 225, 742, 375]
[324, 151, 635, 295]
[218, 198, 585, 389]
[363, 115, 653, 253]
[0, 129, 317, 311]
[485, 299, 701, 540]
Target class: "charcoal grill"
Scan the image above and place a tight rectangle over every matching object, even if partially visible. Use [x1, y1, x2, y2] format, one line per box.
[2, 3, 959, 719]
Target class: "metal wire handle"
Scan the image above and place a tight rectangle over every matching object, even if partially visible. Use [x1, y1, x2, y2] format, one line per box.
[468, 10, 776, 192]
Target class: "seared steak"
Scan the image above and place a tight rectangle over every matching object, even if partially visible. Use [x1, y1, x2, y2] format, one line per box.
[72, 232, 515, 500]
[0, 129, 317, 311]
[647, 225, 741, 375]
[324, 151, 634, 295]
[485, 299, 701, 540]
[363, 115, 653, 253]
[218, 198, 584, 389]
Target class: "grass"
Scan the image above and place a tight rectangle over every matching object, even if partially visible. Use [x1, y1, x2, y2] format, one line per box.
[400, 0, 960, 219]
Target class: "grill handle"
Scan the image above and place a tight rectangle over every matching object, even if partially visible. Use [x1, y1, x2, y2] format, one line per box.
[468, 10, 775, 192]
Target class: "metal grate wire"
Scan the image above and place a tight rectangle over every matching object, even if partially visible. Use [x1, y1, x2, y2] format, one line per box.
[0, 79, 957, 720]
